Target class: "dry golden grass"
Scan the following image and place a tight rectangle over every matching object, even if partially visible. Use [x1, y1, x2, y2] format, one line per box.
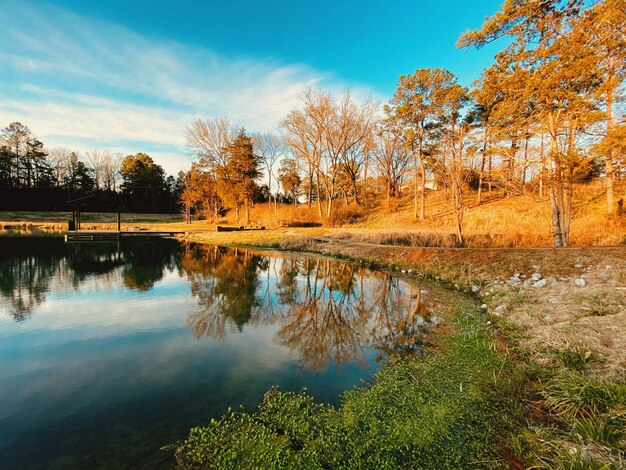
[337, 180, 626, 247]
[2, 179, 624, 247]
[247, 203, 322, 228]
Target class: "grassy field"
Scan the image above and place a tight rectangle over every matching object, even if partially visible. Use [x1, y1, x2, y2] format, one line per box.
[0, 211, 182, 224]
[242, 180, 626, 247]
[2, 179, 625, 247]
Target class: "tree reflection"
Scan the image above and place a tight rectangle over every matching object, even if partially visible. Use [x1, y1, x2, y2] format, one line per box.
[182, 244, 263, 339]
[275, 259, 370, 371]
[1, 235, 442, 372]
[120, 241, 180, 291]
[0, 237, 65, 321]
[0, 237, 180, 319]
[371, 282, 436, 361]
[180, 245, 442, 372]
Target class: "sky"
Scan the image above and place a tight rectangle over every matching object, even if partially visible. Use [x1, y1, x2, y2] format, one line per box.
[0, 0, 504, 176]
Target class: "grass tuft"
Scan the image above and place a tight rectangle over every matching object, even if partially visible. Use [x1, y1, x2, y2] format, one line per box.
[543, 370, 625, 419]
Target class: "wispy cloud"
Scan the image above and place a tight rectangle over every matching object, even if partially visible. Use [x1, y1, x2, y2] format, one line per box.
[0, 3, 376, 174]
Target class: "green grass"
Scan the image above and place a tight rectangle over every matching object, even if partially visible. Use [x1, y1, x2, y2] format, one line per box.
[550, 343, 598, 371]
[574, 415, 621, 445]
[543, 370, 625, 419]
[174, 296, 524, 469]
[512, 367, 626, 468]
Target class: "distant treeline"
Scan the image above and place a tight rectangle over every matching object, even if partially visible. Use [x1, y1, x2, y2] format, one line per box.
[0, 122, 180, 213]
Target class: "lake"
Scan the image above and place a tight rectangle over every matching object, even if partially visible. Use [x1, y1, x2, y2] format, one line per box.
[0, 235, 439, 469]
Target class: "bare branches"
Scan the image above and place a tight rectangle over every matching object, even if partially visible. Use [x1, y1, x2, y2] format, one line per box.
[185, 117, 238, 171]
[280, 89, 377, 219]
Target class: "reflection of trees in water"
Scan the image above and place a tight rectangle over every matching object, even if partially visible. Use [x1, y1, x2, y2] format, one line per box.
[181, 246, 442, 371]
[0, 237, 65, 321]
[371, 282, 437, 361]
[182, 245, 263, 339]
[275, 259, 370, 371]
[120, 241, 180, 291]
[0, 237, 181, 320]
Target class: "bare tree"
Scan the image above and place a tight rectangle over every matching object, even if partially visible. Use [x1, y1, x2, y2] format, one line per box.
[47, 147, 72, 187]
[185, 117, 238, 171]
[281, 89, 376, 221]
[101, 151, 122, 192]
[281, 89, 327, 215]
[334, 93, 377, 205]
[185, 117, 239, 219]
[373, 122, 411, 208]
[253, 132, 286, 218]
[86, 150, 103, 190]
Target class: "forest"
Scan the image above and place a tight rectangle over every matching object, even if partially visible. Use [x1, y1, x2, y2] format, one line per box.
[0, 122, 181, 213]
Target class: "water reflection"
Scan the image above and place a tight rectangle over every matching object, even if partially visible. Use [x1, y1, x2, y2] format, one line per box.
[179, 244, 440, 370]
[0, 237, 180, 320]
[0, 236, 445, 469]
[0, 237, 65, 321]
[0, 238, 442, 370]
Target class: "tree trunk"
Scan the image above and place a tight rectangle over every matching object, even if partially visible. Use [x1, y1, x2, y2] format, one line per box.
[539, 133, 546, 198]
[363, 155, 369, 202]
[522, 132, 529, 189]
[606, 77, 615, 215]
[307, 164, 313, 207]
[326, 197, 333, 221]
[419, 157, 426, 220]
[414, 136, 426, 220]
[488, 154, 493, 193]
[477, 127, 488, 204]
[413, 158, 419, 219]
[548, 114, 568, 247]
[352, 179, 360, 205]
[315, 173, 323, 220]
[14, 144, 20, 188]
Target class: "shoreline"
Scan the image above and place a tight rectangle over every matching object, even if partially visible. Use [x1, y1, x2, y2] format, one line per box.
[177, 230, 626, 468]
[4, 226, 625, 466]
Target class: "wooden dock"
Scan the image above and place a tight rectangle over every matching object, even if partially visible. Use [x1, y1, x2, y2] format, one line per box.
[64, 230, 186, 241]
[216, 225, 265, 232]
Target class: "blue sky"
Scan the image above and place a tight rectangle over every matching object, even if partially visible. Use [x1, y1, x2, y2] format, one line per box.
[0, 0, 503, 175]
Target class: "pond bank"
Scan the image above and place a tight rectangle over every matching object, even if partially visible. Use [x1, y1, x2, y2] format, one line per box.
[174, 270, 524, 469]
[178, 231, 626, 468]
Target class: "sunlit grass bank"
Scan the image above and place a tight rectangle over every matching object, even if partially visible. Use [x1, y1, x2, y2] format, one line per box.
[174, 291, 525, 469]
[3, 180, 624, 247]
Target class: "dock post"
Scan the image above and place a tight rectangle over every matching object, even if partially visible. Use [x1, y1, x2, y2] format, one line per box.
[117, 211, 121, 232]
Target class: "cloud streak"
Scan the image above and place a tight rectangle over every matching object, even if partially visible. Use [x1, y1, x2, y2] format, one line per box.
[0, 3, 376, 174]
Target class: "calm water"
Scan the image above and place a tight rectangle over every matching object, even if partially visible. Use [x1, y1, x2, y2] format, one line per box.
[0, 236, 438, 469]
